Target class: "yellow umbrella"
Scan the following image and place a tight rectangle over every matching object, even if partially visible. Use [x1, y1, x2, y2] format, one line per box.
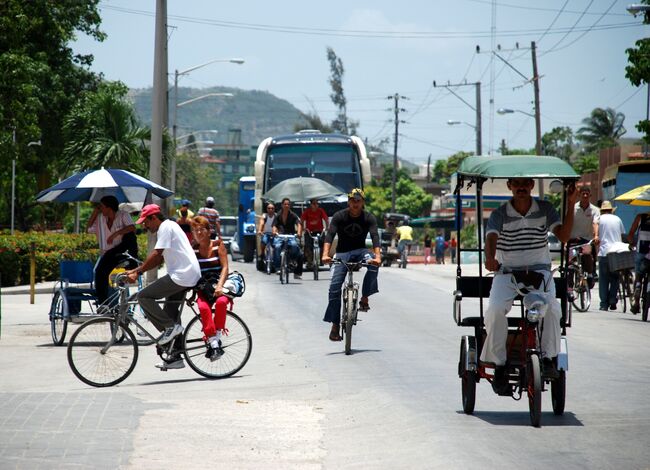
[614, 184, 650, 206]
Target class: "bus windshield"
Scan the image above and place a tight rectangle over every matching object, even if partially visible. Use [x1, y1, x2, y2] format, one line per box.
[265, 143, 361, 193]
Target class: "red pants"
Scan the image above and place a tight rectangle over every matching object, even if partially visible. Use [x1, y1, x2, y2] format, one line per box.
[196, 292, 228, 337]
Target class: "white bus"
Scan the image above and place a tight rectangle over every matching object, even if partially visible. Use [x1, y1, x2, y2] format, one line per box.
[253, 130, 371, 216]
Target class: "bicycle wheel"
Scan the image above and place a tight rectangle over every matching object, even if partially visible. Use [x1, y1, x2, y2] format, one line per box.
[313, 243, 320, 280]
[265, 245, 272, 275]
[67, 317, 138, 387]
[344, 288, 354, 355]
[618, 276, 627, 312]
[50, 291, 68, 346]
[183, 312, 252, 378]
[551, 370, 566, 416]
[280, 250, 289, 284]
[642, 276, 649, 322]
[573, 273, 591, 312]
[459, 338, 476, 414]
[527, 354, 542, 427]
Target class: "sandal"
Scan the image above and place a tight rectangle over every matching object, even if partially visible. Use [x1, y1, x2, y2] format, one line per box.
[359, 299, 370, 312]
[329, 324, 342, 341]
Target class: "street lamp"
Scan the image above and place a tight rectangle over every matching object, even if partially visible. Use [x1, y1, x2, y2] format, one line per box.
[11, 136, 40, 235]
[177, 92, 233, 108]
[627, 4, 650, 16]
[497, 108, 535, 118]
[447, 120, 481, 156]
[171, 58, 244, 201]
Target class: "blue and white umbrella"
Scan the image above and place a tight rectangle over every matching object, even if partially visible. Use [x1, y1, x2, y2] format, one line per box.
[36, 168, 173, 203]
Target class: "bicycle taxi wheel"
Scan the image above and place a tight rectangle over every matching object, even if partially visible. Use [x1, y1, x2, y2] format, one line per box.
[313, 241, 320, 280]
[183, 311, 252, 378]
[527, 354, 542, 427]
[49, 291, 68, 346]
[67, 317, 138, 387]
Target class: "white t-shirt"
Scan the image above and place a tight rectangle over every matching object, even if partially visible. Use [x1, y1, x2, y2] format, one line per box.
[571, 202, 600, 240]
[597, 213, 625, 257]
[155, 219, 201, 287]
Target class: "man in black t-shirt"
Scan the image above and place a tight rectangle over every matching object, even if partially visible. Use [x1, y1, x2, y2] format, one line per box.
[322, 188, 381, 341]
[272, 197, 303, 279]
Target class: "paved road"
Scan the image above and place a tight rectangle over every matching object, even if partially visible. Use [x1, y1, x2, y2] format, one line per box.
[1, 261, 649, 469]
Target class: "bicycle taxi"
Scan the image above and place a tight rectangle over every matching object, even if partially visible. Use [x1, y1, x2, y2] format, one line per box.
[452, 155, 578, 427]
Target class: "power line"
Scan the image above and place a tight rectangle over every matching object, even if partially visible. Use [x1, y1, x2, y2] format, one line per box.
[101, 5, 640, 39]
[541, 0, 594, 54]
[463, 0, 629, 17]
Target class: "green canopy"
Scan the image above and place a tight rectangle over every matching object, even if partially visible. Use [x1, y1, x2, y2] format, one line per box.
[457, 155, 578, 179]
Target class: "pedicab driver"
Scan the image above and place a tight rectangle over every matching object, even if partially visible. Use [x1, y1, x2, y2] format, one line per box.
[321, 188, 381, 341]
[125, 204, 201, 370]
[483, 178, 577, 394]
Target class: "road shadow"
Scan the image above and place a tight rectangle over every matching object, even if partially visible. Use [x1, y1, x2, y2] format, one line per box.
[458, 410, 583, 427]
[326, 348, 382, 356]
[136, 374, 251, 387]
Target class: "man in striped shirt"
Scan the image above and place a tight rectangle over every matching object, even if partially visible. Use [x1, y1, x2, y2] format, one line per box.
[482, 177, 577, 394]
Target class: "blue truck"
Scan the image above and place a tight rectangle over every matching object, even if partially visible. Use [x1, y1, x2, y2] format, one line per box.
[237, 176, 257, 262]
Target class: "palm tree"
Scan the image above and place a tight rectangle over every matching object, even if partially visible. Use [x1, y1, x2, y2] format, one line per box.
[577, 107, 626, 152]
[62, 82, 151, 175]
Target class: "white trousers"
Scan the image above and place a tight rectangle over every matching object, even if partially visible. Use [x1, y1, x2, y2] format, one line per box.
[479, 271, 561, 366]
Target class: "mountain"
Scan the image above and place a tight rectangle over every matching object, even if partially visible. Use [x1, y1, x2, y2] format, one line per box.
[129, 86, 308, 145]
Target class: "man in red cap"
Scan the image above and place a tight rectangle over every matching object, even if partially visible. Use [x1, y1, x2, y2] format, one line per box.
[126, 204, 201, 370]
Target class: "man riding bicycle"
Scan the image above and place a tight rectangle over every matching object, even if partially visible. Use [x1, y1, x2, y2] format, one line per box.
[125, 204, 201, 370]
[569, 185, 600, 288]
[482, 178, 577, 394]
[301, 198, 329, 268]
[322, 188, 381, 341]
[258, 201, 277, 261]
[272, 197, 303, 280]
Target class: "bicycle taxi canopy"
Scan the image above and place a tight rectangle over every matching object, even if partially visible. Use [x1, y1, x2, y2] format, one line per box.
[452, 154, 579, 329]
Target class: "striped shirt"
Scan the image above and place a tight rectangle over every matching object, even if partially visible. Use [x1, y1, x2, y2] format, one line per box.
[194, 239, 223, 272]
[196, 207, 220, 235]
[486, 199, 560, 269]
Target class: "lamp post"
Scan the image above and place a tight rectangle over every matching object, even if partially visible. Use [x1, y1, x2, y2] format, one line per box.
[447, 120, 481, 156]
[171, 58, 244, 202]
[11, 134, 41, 235]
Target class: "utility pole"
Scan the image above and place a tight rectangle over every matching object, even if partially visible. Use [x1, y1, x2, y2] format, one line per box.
[426, 154, 431, 181]
[531, 41, 542, 156]
[388, 93, 406, 212]
[433, 80, 482, 156]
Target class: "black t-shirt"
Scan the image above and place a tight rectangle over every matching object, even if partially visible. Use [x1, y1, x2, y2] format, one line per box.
[273, 210, 300, 235]
[325, 209, 380, 253]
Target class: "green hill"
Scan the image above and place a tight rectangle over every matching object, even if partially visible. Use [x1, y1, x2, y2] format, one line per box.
[129, 86, 308, 145]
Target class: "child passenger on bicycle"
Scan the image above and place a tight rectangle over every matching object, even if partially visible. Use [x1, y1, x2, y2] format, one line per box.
[191, 216, 229, 360]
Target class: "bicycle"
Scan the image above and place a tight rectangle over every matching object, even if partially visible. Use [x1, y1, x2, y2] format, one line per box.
[331, 258, 369, 355]
[306, 230, 322, 280]
[276, 234, 297, 284]
[66, 273, 252, 387]
[261, 233, 274, 275]
[566, 240, 593, 312]
[617, 268, 635, 313]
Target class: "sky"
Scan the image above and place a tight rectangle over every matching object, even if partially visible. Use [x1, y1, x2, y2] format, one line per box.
[72, 0, 648, 165]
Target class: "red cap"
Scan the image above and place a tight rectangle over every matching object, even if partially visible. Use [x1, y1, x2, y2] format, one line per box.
[136, 204, 161, 224]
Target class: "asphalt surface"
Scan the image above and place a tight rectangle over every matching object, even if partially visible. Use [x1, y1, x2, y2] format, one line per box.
[1, 260, 649, 469]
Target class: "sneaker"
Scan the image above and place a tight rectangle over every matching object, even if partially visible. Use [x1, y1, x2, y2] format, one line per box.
[158, 324, 183, 346]
[209, 346, 224, 362]
[542, 358, 559, 379]
[630, 303, 640, 314]
[155, 357, 185, 370]
[609, 304, 617, 311]
[599, 306, 609, 311]
[294, 273, 302, 280]
[492, 366, 509, 395]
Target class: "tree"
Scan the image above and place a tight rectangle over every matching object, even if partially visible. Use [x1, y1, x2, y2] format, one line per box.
[576, 107, 626, 152]
[432, 151, 472, 184]
[0, 1, 105, 230]
[365, 165, 432, 219]
[542, 126, 575, 161]
[293, 111, 333, 133]
[62, 82, 151, 175]
[175, 150, 225, 213]
[572, 153, 599, 174]
[326, 47, 359, 135]
[625, 0, 650, 146]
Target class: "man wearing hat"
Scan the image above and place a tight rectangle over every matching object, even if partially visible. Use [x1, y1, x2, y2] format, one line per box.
[126, 204, 201, 370]
[321, 188, 381, 341]
[597, 200, 626, 311]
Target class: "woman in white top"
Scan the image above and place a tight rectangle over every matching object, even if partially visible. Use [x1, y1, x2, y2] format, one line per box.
[87, 195, 138, 305]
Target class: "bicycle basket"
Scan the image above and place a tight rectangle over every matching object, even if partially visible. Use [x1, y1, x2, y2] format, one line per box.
[607, 251, 635, 272]
[223, 271, 246, 297]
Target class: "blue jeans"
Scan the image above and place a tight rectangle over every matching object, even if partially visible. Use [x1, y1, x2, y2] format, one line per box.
[273, 235, 303, 275]
[323, 249, 379, 324]
[598, 256, 619, 308]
